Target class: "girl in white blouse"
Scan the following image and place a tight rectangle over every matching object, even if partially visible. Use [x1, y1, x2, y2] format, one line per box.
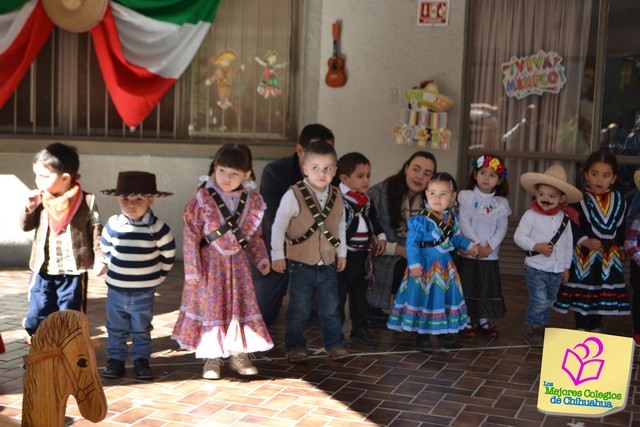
[457, 154, 511, 337]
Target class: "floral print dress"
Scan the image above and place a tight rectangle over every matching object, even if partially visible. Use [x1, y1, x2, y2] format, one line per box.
[172, 184, 273, 358]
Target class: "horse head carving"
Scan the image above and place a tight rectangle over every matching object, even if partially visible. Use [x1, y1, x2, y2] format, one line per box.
[22, 310, 107, 427]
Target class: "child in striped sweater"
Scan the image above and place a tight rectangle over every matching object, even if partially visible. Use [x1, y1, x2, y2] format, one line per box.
[99, 171, 176, 380]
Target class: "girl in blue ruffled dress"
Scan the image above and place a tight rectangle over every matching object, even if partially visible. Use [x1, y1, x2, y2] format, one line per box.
[387, 172, 479, 352]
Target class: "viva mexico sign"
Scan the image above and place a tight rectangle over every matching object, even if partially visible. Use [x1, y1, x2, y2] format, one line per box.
[501, 50, 566, 99]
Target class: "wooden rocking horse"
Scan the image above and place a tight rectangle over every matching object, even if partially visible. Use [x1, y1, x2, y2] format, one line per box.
[0, 310, 108, 426]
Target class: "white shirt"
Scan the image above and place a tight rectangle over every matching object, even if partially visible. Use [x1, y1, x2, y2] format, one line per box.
[458, 187, 511, 260]
[271, 179, 347, 263]
[513, 209, 573, 273]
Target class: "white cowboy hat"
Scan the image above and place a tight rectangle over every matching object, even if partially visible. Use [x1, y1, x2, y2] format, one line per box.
[42, 0, 108, 33]
[520, 164, 583, 204]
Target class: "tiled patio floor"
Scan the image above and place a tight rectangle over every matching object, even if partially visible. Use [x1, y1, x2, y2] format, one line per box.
[1, 265, 639, 426]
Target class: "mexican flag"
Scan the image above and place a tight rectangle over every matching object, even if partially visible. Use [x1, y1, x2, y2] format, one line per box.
[0, 0, 222, 128]
[0, 1, 53, 111]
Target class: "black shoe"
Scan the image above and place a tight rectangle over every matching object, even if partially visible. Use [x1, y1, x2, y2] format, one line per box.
[438, 334, 456, 344]
[416, 334, 433, 352]
[350, 329, 378, 347]
[367, 307, 388, 320]
[134, 358, 153, 379]
[103, 358, 125, 379]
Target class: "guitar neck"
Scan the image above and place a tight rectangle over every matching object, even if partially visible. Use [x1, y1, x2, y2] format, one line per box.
[331, 21, 340, 70]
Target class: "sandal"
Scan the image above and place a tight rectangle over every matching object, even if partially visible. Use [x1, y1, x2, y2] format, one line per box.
[328, 346, 351, 361]
[287, 349, 310, 363]
[479, 322, 499, 337]
[459, 325, 477, 337]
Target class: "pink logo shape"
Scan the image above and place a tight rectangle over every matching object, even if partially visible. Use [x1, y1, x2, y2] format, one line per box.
[561, 337, 605, 386]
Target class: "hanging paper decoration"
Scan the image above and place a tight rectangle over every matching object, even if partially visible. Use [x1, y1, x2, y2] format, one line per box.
[501, 50, 566, 99]
[393, 80, 453, 149]
[254, 50, 287, 98]
[0, 0, 222, 128]
[205, 49, 244, 110]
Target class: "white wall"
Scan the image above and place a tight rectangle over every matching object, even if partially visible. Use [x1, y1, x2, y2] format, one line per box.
[2, 152, 270, 266]
[302, 0, 467, 184]
[1, 1, 467, 266]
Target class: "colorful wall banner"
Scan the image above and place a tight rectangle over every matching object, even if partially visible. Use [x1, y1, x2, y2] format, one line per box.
[538, 328, 634, 417]
[501, 50, 566, 99]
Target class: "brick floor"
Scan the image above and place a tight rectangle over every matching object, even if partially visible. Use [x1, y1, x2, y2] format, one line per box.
[1, 266, 639, 426]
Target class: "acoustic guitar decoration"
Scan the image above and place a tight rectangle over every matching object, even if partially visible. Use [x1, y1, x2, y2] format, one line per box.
[325, 21, 346, 88]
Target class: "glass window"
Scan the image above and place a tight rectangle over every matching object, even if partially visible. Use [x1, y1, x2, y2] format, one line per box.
[0, 0, 293, 142]
[188, 0, 292, 140]
[466, 0, 597, 214]
[600, 0, 640, 198]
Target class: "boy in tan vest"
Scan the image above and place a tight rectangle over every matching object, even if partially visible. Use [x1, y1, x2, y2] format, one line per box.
[271, 141, 350, 362]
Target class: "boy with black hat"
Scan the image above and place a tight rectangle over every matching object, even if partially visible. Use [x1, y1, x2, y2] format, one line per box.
[99, 171, 176, 379]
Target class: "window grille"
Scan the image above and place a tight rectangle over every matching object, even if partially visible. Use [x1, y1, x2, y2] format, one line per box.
[0, 0, 293, 142]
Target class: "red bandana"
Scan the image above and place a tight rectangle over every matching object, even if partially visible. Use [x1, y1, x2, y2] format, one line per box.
[347, 190, 368, 206]
[529, 200, 579, 223]
[41, 184, 82, 235]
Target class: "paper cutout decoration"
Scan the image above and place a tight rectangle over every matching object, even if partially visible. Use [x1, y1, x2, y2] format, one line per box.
[255, 50, 287, 98]
[501, 50, 567, 99]
[205, 49, 244, 110]
[393, 80, 453, 149]
[405, 82, 454, 111]
[538, 328, 634, 417]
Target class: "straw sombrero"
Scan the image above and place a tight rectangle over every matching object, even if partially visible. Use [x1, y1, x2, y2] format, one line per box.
[520, 164, 582, 204]
[42, 0, 108, 33]
[101, 171, 173, 197]
[210, 49, 238, 65]
[405, 82, 454, 112]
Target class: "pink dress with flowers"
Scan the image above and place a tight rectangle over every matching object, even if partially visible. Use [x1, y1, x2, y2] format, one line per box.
[172, 184, 273, 358]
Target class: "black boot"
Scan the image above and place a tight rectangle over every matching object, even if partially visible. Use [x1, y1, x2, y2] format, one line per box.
[134, 358, 153, 379]
[350, 329, 378, 347]
[416, 334, 433, 352]
[103, 359, 125, 379]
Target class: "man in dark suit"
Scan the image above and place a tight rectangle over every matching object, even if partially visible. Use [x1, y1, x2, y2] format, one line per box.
[256, 124, 335, 325]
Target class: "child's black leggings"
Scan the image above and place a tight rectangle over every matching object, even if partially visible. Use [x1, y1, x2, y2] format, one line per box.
[574, 312, 602, 331]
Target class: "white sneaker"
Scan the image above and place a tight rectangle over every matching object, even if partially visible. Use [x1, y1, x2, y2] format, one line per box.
[229, 353, 258, 375]
[202, 358, 222, 380]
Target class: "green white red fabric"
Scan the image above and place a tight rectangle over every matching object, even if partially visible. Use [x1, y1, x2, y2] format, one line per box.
[0, 0, 221, 127]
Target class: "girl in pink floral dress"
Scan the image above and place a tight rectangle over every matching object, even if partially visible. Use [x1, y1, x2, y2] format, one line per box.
[172, 144, 272, 379]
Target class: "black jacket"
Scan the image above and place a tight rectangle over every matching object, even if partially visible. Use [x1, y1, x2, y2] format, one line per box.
[260, 153, 304, 252]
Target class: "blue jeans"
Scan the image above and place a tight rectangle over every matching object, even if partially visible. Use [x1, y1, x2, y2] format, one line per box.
[524, 265, 561, 326]
[25, 272, 88, 334]
[285, 262, 343, 351]
[106, 287, 155, 361]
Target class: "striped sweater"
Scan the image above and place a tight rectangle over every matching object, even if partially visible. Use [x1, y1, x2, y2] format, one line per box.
[101, 210, 176, 290]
